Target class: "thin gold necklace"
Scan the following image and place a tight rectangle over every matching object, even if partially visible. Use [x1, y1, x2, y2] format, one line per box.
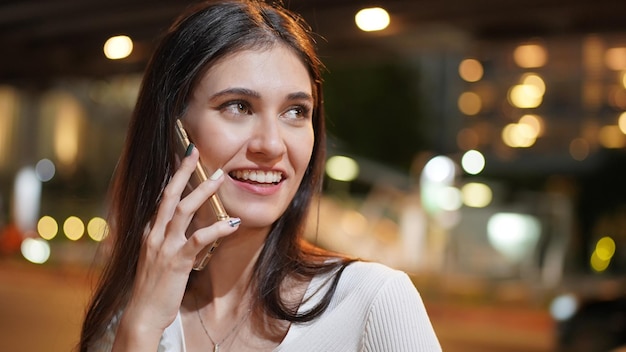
[193, 291, 252, 352]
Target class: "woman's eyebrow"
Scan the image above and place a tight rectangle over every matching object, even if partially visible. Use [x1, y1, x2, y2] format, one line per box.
[210, 87, 261, 100]
[286, 91, 313, 102]
[210, 88, 312, 103]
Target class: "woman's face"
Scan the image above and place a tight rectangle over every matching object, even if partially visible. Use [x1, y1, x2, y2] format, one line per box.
[182, 44, 315, 230]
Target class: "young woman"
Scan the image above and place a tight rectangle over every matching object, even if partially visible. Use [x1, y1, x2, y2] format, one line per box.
[79, 1, 441, 351]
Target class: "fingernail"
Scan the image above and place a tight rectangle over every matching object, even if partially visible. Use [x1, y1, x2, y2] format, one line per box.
[227, 218, 241, 227]
[209, 168, 223, 181]
[185, 143, 194, 157]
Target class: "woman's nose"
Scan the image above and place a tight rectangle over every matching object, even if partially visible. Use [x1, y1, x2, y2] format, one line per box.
[247, 117, 287, 159]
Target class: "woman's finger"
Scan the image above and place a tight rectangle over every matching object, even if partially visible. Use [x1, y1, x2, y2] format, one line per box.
[182, 217, 241, 259]
[163, 168, 225, 242]
[150, 147, 201, 238]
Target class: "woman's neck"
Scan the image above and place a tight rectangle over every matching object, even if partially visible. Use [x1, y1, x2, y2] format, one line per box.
[189, 225, 268, 312]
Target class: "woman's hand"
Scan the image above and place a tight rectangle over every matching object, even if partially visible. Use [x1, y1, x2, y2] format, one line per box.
[112, 146, 239, 351]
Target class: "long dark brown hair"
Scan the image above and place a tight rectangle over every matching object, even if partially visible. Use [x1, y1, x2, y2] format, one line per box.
[79, 0, 353, 350]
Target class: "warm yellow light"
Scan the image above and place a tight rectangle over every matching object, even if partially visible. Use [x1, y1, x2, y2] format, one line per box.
[326, 155, 359, 182]
[0, 86, 18, 169]
[87, 217, 109, 242]
[508, 84, 543, 108]
[104, 35, 133, 60]
[502, 123, 536, 148]
[519, 114, 544, 138]
[459, 59, 484, 82]
[599, 125, 626, 148]
[458, 91, 482, 115]
[502, 124, 516, 147]
[461, 182, 492, 208]
[513, 44, 548, 68]
[618, 112, 626, 134]
[590, 236, 615, 272]
[355, 7, 390, 32]
[63, 216, 85, 241]
[622, 72, 626, 89]
[605, 47, 626, 71]
[37, 216, 58, 240]
[590, 251, 610, 272]
[595, 236, 616, 261]
[521, 73, 546, 95]
[46, 92, 84, 168]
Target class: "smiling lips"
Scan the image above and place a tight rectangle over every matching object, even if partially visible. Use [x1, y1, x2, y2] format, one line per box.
[229, 170, 283, 185]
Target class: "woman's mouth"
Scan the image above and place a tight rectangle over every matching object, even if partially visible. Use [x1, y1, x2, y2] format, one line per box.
[229, 170, 283, 185]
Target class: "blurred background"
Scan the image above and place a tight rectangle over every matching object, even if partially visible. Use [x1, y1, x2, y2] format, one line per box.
[1, 0, 626, 351]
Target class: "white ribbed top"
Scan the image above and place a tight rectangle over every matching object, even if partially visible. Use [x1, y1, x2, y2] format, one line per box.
[275, 261, 442, 352]
[94, 261, 441, 352]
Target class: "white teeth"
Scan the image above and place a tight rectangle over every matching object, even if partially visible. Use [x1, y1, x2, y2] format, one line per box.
[231, 170, 282, 184]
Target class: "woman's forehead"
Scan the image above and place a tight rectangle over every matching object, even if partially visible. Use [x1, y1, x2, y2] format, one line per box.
[194, 45, 314, 97]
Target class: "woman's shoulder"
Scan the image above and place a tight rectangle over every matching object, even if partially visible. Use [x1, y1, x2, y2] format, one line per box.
[342, 260, 412, 285]
[323, 260, 418, 303]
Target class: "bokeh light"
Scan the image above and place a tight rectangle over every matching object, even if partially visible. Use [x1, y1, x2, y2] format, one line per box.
[436, 186, 462, 211]
[461, 182, 493, 208]
[508, 84, 543, 108]
[461, 149, 486, 175]
[87, 217, 109, 242]
[518, 114, 544, 137]
[103, 35, 133, 60]
[326, 155, 359, 182]
[550, 294, 578, 321]
[423, 156, 456, 184]
[420, 155, 458, 216]
[0, 85, 19, 169]
[521, 73, 546, 95]
[459, 59, 484, 82]
[458, 91, 482, 115]
[590, 236, 616, 272]
[13, 167, 42, 233]
[35, 158, 56, 182]
[487, 213, 541, 262]
[63, 216, 85, 241]
[513, 44, 548, 68]
[355, 7, 390, 32]
[21, 238, 51, 264]
[618, 112, 626, 134]
[605, 47, 626, 71]
[599, 125, 625, 148]
[590, 252, 609, 272]
[595, 236, 616, 260]
[37, 216, 58, 240]
[502, 123, 537, 148]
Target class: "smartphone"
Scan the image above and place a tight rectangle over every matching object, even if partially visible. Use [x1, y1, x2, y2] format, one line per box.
[175, 119, 229, 270]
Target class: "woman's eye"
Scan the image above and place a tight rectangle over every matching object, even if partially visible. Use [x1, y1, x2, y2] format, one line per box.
[283, 105, 311, 120]
[222, 101, 251, 116]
